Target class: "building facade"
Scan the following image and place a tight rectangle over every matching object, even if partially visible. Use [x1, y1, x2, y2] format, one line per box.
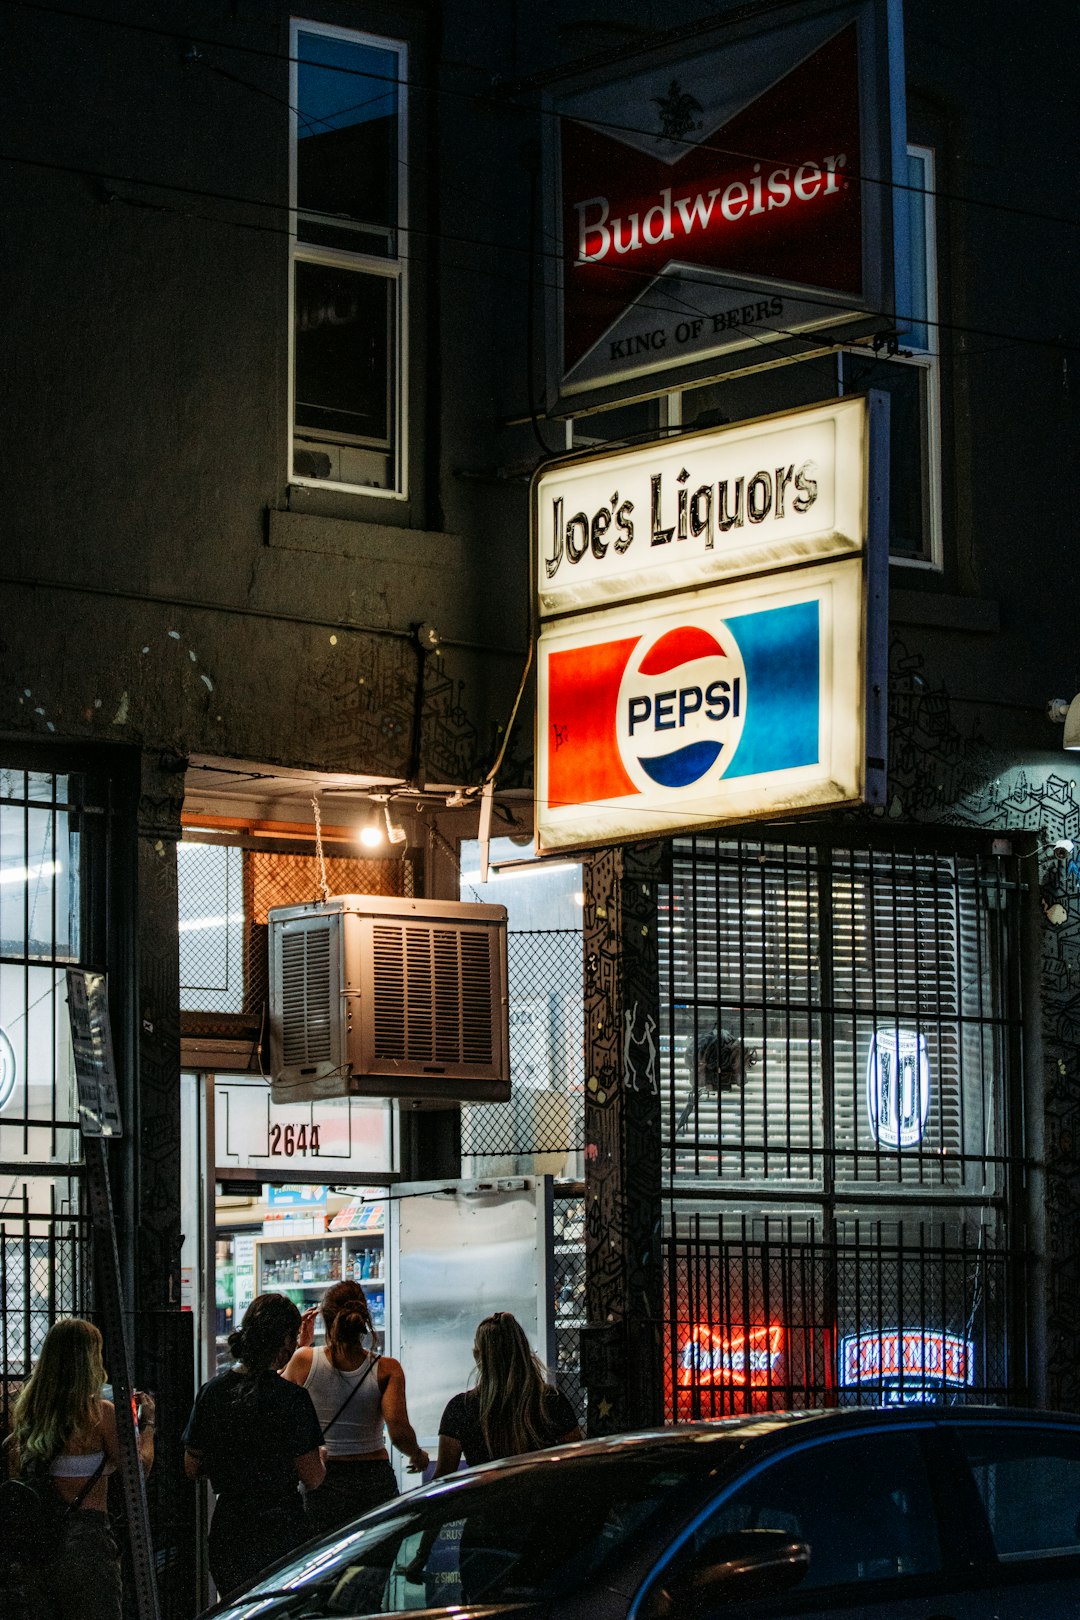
[2, 0, 1078, 1611]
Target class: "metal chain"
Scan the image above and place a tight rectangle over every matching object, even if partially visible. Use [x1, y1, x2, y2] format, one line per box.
[311, 795, 331, 903]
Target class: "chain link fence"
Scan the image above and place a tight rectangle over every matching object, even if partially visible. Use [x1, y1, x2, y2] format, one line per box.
[462, 929, 584, 1173]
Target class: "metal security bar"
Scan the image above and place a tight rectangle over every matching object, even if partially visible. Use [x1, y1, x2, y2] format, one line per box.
[0, 1183, 90, 1431]
[552, 1189, 587, 1427]
[666, 1206, 1012, 1418]
[659, 832, 1029, 1415]
[0, 766, 97, 1434]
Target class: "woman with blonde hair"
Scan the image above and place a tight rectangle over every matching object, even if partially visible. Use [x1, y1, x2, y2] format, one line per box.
[282, 1279, 427, 1536]
[433, 1311, 580, 1476]
[4, 1316, 155, 1620]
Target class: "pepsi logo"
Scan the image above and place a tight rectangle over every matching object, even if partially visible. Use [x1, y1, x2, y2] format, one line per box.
[616, 621, 747, 794]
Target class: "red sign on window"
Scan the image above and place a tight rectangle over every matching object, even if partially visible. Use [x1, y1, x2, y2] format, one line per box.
[545, 0, 904, 408]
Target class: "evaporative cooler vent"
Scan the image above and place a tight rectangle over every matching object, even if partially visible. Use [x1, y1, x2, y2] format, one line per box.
[371, 923, 495, 1067]
[268, 894, 509, 1104]
[279, 922, 335, 1067]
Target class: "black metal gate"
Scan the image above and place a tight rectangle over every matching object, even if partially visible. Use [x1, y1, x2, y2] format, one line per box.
[659, 832, 1030, 1418]
[0, 765, 97, 1433]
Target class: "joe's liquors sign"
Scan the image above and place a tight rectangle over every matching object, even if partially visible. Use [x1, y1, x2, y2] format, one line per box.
[544, 0, 907, 409]
[533, 396, 888, 854]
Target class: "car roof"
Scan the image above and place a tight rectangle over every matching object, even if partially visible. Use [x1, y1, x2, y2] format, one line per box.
[449, 1403, 1080, 1480]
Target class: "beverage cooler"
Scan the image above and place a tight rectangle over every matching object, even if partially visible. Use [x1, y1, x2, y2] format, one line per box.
[253, 1197, 389, 1346]
[384, 1176, 558, 1480]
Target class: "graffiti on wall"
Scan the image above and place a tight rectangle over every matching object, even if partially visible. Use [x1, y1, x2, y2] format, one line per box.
[886, 637, 1080, 1411]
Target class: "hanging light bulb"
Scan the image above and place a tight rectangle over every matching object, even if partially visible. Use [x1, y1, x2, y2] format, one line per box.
[358, 804, 385, 850]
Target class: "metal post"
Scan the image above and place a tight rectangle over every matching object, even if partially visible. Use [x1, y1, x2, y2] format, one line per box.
[84, 1135, 161, 1620]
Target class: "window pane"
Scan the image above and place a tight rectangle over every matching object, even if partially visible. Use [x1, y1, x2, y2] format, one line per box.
[245, 1449, 727, 1611]
[842, 353, 928, 558]
[905, 149, 932, 354]
[296, 30, 399, 254]
[956, 1426, 1080, 1560]
[698, 1432, 942, 1588]
[294, 260, 395, 487]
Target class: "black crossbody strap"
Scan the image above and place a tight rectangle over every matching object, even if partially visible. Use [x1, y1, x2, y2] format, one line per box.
[67, 1455, 108, 1512]
[321, 1353, 379, 1440]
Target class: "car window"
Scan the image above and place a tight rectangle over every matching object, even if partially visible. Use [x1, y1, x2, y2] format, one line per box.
[239, 1447, 735, 1615]
[954, 1425, 1080, 1562]
[651, 1429, 942, 1601]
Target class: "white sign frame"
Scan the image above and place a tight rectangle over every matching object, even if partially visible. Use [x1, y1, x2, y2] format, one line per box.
[215, 1074, 396, 1181]
[536, 558, 870, 853]
[535, 396, 869, 619]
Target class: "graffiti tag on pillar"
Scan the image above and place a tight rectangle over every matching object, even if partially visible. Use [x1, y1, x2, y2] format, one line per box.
[623, 1003, 658, 1094]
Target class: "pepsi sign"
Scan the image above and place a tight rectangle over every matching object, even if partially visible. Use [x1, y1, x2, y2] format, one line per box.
[532, 397, 887, 855]
[536, 560, 871, 853]
[619, 624, 747, 793]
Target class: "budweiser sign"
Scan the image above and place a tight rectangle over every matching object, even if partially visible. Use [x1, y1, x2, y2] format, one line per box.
[546, 1, 903, 406]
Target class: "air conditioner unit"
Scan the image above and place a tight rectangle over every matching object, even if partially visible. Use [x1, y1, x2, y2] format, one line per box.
[268, 894, 510, 1104]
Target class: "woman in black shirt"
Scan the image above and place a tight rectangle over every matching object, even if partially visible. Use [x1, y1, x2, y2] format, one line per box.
[434, 1311, 581, 1476]
[183, 1294, 325, 1599]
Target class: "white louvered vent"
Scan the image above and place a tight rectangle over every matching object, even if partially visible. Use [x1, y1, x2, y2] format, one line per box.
[371, 922, 496, 1069]
[269, 895, 509, 1103]
[280, 921, 335, 1067]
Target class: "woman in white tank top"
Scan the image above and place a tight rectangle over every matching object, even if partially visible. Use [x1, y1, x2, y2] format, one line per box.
[282, 1281, 427, 1538]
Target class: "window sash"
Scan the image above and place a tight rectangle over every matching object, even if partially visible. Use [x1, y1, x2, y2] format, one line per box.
[288, 18, 408, 498]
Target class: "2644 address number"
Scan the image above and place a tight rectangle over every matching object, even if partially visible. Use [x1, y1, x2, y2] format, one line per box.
[268, 1123, 322, 1156]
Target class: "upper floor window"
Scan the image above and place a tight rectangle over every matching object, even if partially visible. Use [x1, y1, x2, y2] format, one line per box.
[290, 21, 407, 496]
[842, 143, 941, 568]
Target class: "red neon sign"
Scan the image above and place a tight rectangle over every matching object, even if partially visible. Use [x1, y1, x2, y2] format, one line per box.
[678, 1323, 785, 1389]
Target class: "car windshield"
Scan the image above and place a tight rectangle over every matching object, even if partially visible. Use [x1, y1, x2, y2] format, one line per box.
[230, 1443, 735, 1616]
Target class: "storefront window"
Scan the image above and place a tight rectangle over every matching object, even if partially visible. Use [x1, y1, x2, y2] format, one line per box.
[659, 834, 1025, 1415]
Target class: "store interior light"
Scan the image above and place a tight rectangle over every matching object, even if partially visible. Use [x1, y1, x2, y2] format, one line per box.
[358, 807, 385, 850]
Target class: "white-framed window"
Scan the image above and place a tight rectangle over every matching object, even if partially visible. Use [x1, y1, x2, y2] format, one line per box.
[842, 143, 942, 569]
[289, 19, 407, 498]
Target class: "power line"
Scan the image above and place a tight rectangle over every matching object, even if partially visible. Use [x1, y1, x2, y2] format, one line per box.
[3, 142, 1076, 366]
[4, 0, 1080, 236]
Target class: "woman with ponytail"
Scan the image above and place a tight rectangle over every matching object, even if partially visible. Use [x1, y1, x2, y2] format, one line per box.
[433, 1312, 581, 1477]
[282, 1280, 427, 1537]
[182, 1294, 324, 1598]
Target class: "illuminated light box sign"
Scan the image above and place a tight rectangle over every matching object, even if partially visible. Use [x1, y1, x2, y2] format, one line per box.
[867, 1028, 931, 1149]
[537, 560, 868, 852]
[544, 0, 906, 409]
[678, 1323, 785, 1388]
[536, 398, 867, 619]
[533, 397, 886, 853]
[839, 1330, 975, 1397]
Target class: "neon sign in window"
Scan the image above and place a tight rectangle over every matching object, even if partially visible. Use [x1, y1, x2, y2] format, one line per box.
[677, 1323, 784, 1388]
[866, 1027, 931, 1149]
[839, 1329, 974, 1395]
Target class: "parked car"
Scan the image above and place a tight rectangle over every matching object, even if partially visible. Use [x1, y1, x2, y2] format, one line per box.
[207, 1406, 1080, 1618]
